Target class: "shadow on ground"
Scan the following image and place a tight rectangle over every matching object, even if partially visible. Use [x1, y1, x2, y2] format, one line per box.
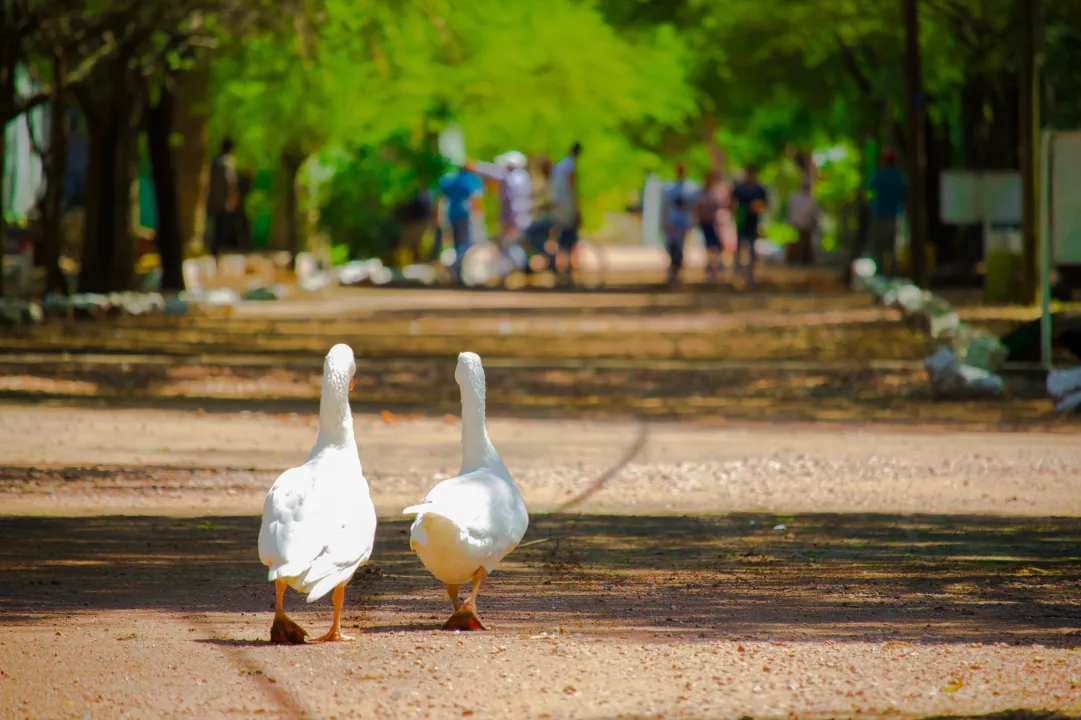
[2, 511, 1079, 646]
[0, 360, 1069, 430]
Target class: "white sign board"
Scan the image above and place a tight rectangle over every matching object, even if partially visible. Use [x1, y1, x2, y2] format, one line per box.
[940, 170, 982, 224]
[939, 170, 1021, 225]
[1051, 131, 1081, 265]
[640, 174, 663, 248]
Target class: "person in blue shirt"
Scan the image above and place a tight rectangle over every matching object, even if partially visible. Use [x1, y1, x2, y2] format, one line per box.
[662, 164, 694, 285]
[867, 148, 907, 277]
[436, 164, 485, 282]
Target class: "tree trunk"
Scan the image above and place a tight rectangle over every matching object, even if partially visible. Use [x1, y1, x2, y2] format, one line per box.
[78, 55, 139, 294]
[924, 115, 948, 264]
[0, 110, 6, 298]
[282, 151, 303, 269]
[0, 19, 12, 299]
[961, 78, 987, 169]
[77, 95, 113, 293]
[110, 79, 139, 293]
[146, 77, 183, 291]
[40, 52, 69, 294]
[702, 113, 726, 179]
[902, 0, 929, 287]
[1018, 0, 1042, 305]
[171, 62, 210, 255]
[988, 80, 1021, 171]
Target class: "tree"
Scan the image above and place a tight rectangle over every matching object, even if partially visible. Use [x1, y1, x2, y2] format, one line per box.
[209, 0, 694, 250]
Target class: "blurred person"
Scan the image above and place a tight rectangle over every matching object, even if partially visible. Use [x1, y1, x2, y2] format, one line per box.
[662, 164, 694, 285]
[503, 154, 533, 249]
[730, 164, 768, 289]
[694, 169, 725, 281]
[867, 148, 907, 277]
[436, 162, 485, 283]
[549, 142, 582, 285]
[472, 151, 533, 251]
[396, 187, 436, 267]
[785, 178, 819, 267]
[523, 155, 557, 271]
[205, 137, 241, 265]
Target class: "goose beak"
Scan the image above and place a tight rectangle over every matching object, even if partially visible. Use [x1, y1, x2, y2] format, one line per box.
[349, 378, 355, 392]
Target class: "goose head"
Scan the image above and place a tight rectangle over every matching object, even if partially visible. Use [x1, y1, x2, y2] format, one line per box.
[455, 351, 485, 396]
[319, 343, 357, 441]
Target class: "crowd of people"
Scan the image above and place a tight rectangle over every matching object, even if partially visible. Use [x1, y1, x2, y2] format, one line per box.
[658, 146, 907, 288]
[430, 142, 584, 285]
[661, 162, 776, 288]
[200, 133, 909, 290]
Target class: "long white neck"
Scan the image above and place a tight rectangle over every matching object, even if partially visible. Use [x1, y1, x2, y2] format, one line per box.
[317, 371, 355, 448]
[459, 372, 502, 474]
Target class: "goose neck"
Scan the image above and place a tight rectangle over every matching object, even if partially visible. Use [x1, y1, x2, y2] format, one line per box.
[318, 371, 354, 445]
[460, 374, 497, 471]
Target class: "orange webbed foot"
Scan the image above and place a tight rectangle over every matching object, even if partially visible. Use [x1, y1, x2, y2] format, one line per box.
[270, 613, 308, 644]
[441, 602, 487, 631]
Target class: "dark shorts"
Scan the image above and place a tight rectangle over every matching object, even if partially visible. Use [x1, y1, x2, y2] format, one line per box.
[557, 225, 579, 252]
[211, 211, 240, 255]
[450, 217, 471, 252]
[737, 223, 758, 245]
[699, 221, 721, 250]
[666, 236, 685, 270]
[525, 218, 555, 255]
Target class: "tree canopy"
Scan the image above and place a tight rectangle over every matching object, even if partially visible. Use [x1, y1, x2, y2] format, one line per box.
[4, 0, 1081, 292]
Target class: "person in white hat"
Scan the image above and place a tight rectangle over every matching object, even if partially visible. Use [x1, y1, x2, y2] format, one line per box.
[473, 151, 533, 250]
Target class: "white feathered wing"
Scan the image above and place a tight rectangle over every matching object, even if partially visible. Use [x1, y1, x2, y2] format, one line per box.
[259, 446, 377, 603]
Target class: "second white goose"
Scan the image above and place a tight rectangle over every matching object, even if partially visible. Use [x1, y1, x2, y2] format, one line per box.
[403, 351, 528, 630]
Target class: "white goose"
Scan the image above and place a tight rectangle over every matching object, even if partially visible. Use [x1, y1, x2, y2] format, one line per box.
[403, 352, 528, 630]
[258, 343, 377, 643]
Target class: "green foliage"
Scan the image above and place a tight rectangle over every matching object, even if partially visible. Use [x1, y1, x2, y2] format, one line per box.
[201, 0, 1081, 248]
[208, 0, 694, 233]
[316, 131, 446, 260]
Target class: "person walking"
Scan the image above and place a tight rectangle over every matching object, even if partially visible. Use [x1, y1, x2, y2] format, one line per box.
[662, 164, 694, 285]
[730, 164, 768, 288]
[435, 163, 484, 283]
[694, 169, 725, 281]
[472, 151, 533, 266]
[523, 155, 556, 272]
[786, 178, 819, 267]
[867, 148, 907, 277]
[549, 142, 582, 286]
[205, 138, 241, 267]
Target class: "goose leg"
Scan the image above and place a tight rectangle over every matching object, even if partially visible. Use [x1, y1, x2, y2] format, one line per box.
[312, 584, 354, 642]
[445, 583, 460, 611]
[441, 568, 488, 631]
[269, 579, 308, 644]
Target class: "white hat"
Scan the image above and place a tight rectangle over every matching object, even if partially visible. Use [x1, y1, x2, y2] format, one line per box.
[497, 150, 527, 170]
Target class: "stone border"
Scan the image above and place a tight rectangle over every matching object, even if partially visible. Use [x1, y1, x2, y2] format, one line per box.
[852, 261, 1006, 398]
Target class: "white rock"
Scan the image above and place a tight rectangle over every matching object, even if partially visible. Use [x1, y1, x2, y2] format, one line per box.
[298, 272, 332, 293]
[924, 346, 1005, 398]
[1047, 367, 1081, 412]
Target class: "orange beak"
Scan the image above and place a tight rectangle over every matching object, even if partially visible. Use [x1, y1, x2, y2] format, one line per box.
[349, 378, 355, 391]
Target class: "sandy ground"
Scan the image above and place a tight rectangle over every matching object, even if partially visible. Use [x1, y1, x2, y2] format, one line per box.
[2, 405, 1081, 719]
[2, 275, 1080, 718]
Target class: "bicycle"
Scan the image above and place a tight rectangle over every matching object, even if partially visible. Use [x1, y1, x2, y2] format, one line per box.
[458, 221, 608, 289]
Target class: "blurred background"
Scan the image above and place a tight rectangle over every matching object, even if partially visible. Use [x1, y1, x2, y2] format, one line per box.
[3, 0, 1079, 299]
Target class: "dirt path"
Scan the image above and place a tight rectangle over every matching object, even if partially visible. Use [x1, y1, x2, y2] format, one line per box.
[2, 405, 1081, 718]
[3, 405, 1081, 517]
